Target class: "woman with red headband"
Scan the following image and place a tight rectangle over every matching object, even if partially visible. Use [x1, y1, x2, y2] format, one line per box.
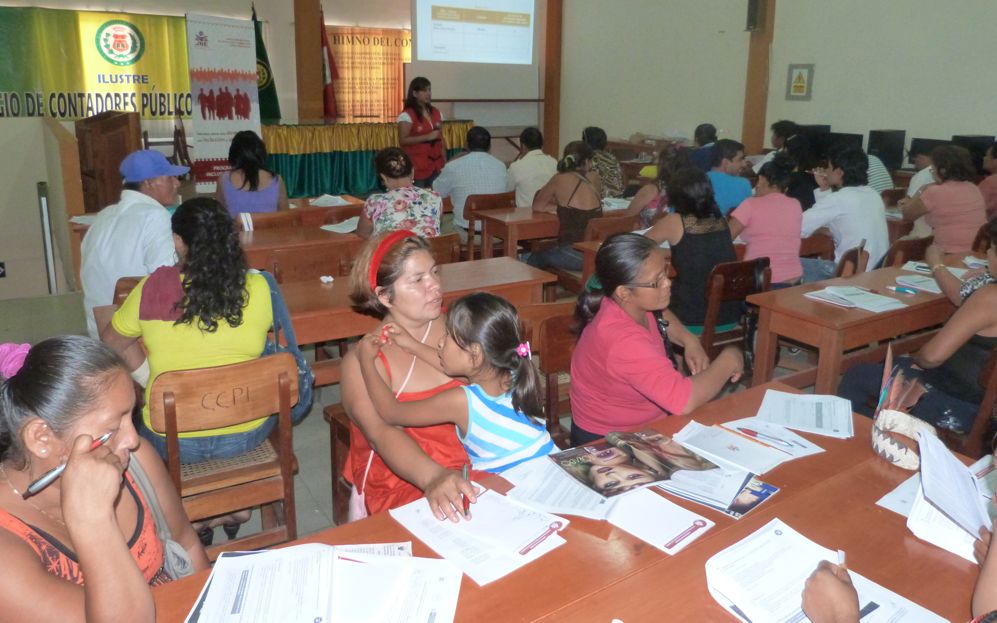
[341, 231, 476, 521]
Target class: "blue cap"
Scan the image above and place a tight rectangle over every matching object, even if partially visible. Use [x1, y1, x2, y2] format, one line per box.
[119, 150, 189, 183]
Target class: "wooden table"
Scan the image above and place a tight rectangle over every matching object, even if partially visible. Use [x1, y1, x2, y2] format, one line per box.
[748, 267, 956, 394]
[152, 382, 976, 622]
[282, 257, 558, 345]
[477, 207, 559, 259]
[887, 215, 915, 244]
[239, 227, 359, 268]
[290, 195, 364, 226]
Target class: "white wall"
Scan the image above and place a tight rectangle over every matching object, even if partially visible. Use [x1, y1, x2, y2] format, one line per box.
[765, 0, 997, 150]
[0, 119, 50, 300]
[323, 0, 409, 28]
[559, 0, 749, 151]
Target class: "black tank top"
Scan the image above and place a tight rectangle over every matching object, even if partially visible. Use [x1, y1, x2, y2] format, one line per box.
[669, 214, 739, 326]
[555, 174, 602, 245]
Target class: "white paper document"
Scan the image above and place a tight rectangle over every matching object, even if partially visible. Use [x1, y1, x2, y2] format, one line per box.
[965, 255, 988, 270]
[755, 390, 855, 439]
[310, 193, 352, 207]
[705, 518, 946, 623]
[895, 274, 941, 294]
[658, 467, 752, 510]
[876, 472, 921, 517]
[606, 487, 714, 554]
[389, 489, 569, 586]
[320, 216, 360, 233]
[503, 455, 617, 520]
[804, 286, 907, 312]
[917, 431, 989, 537]
[602, 197, 631, 211]
[907, 484, 977, 563]
[673, 421, 789, 475]
[720, 417, 825, 460]
[901, 260, 969, 278]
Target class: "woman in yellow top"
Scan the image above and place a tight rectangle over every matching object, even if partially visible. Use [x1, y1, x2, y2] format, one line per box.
[104, 197, 274, 463]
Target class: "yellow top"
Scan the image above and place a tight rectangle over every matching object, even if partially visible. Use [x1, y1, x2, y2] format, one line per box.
[638, 164, 658, 179]
[112, 272, 273, 438]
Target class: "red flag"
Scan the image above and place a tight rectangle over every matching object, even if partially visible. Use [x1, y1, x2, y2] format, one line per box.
[320, 12, 338, 121]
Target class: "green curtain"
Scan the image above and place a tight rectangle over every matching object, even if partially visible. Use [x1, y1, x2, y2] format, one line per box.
[272, 147, 465, 198]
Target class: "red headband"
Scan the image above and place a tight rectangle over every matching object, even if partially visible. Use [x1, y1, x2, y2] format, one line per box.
[368, 230, 417, 290]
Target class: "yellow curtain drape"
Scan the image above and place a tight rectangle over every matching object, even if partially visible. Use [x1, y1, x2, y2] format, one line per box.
[262, 120, 472, 155]
[327, 26, 410, 123]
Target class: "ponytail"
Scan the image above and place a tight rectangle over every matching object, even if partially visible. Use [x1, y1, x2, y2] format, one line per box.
[575, 233, 658, 334]
[558, 141, 593, 173]
[510, 344, 543, 420]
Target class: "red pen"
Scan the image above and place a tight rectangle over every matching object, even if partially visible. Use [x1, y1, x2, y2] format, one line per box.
[461, 463, 471, 518]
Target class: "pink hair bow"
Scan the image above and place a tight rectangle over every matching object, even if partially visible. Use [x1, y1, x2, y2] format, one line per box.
[0, 343, 30, 379]
[515, 341, 532, 360]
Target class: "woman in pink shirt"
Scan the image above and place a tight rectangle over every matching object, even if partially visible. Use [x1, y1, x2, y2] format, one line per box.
[729, 155, 803, 285]
[568, 233, 744, 446]
[901, 145, 986, 253]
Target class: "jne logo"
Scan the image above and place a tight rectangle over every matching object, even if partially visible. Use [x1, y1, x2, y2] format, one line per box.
[95, 20, 146, 66]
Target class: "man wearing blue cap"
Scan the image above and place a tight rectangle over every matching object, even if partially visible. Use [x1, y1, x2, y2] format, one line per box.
[81, 149, 188, 339]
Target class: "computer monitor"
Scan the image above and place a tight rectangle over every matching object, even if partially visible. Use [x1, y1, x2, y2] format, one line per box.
[799, 125, 831, 161]
[951, 135, 995, 175]
[868, 130, 906, 170]
[824, 132, 864, 158]
[907, 138, 949, 166]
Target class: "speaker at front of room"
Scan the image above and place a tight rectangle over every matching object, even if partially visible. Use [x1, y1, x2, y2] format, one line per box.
[746, 0, 763, 31]
[868, 130, 906, 171]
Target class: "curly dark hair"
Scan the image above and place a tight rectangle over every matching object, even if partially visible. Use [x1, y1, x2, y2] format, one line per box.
[171, 197, 248, 332]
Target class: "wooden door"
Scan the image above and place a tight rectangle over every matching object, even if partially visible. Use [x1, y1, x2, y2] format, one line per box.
[75, 111, 140, 214]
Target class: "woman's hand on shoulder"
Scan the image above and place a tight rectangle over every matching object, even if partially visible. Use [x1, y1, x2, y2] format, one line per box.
[424, 467, 479, 523]
[382, 322, 419, 354]
[61, 435, 125, 529]
[358, 331, 386, 362]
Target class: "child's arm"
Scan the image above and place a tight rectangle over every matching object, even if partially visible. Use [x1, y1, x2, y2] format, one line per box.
[381, 322, 448, 375]
[357, 334, 469, 433]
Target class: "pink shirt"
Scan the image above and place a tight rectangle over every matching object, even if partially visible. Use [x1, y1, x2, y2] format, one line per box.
[922, 181, 987, 253]
[730, 193, 803, 283]
[979, 174, 997, 220]
[570, 299, 692, 436]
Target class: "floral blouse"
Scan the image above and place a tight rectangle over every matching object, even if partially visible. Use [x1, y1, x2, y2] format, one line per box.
[363, 186, 442, 237]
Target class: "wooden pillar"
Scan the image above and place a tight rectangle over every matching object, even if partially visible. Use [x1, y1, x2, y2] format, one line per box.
[542, 0, 562, 156]
[741, 0, 776, 154]
[294, 0, 324, 123]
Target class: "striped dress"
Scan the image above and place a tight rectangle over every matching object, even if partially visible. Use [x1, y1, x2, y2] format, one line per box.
[459, 385, 556, 473]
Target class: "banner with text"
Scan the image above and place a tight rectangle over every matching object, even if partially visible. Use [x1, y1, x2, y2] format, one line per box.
[186, 13, 260, 193]
[0, 7, 190, 120]
[327, 27, 411, 123]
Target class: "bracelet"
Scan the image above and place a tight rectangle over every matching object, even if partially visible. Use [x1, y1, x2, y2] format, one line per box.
[931, 264, 946, 273]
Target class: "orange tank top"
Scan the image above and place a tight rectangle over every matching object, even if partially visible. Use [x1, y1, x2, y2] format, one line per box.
[344, 351, 468, 515]
[0, 472, 170, 586]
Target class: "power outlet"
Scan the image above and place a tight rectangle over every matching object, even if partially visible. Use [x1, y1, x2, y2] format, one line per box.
[0, 262, 5, 278]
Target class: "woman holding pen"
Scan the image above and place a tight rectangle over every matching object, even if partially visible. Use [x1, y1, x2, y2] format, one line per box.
[0, 337, 209, 622]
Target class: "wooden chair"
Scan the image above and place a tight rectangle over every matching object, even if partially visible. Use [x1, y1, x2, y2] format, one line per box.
[537, 313, 578, 447]
[940, 346, 997, 458]
[266, 239, 363, 282]
[426, 232, 461, 265]
[834, 241, 869, 278]
[549, 214, 641, 294]
[323, 400, 352, 525]
[519, 301, 577, 446]
[881, 188, 907, 207]
[113, 276, 142, 306]
[700, 258, 771, 360]
[171, 113, 193, 173]
[148, 353, 298, 560]
[235, 211, 303, 231]
[463, 191, 516, 260]
[973, 222, 992, 253]
[883, 236, 934, 268]
[799, 231, 835, 260]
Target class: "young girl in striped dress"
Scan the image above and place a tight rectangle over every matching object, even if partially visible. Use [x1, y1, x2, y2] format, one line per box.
[358, 292, 556, 473]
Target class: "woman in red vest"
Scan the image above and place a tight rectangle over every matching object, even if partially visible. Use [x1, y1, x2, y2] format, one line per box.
[398, 77, 446, 187]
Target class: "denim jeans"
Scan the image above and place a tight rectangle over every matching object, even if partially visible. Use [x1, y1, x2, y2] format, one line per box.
[523, 245, 584, 271]
[139, 416, 277, 463]
[837, 358, 978, 433]
[800, 257, 837, 283]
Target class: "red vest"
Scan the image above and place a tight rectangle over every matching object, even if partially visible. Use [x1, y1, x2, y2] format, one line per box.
[401, 106, 444, 180]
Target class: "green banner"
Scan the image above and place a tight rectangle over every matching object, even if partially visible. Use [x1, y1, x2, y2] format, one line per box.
[0, 7, 190, 119]
[252, 7, 280, 123]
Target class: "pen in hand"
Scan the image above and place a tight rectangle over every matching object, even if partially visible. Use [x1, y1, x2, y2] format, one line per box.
[461, 463, 471, 519]
[23, 432, 113, 499]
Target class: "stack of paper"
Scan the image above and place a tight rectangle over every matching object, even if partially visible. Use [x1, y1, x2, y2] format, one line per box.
[320, 216, 360, 233]
[755, 389, 855, 439]
[503, 455, 618, 520]
[673, 421, 790, 475]
[658, 467, 753, 511]
[878, 454, 997, 520]
[390, 489, 569, 585]
[310, 193, 352, 207]
[901, 260, 969, 278]
[804, 286, 907, 312]
[185, 542, 461, 623]
[705, 518, 947, 623]
[896, 273, 941, 294]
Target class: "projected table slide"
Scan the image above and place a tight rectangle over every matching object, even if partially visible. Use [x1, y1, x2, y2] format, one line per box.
[416, 0, 534, 65]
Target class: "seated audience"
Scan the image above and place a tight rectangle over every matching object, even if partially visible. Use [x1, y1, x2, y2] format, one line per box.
[838, 227, 997, 434]
[689, 123, 718, 172]
[646, 168, 739, 331]
[706, 139, 752, 215]
[800, 146, 889, 282]
[866, 153, 895, 193]
[0, 337, 209, 622]
[215, 130, 289, 218]
[433, 126, 508, 245]
[751, 119, 804, 173]
[980, 142, 997, 219]
[901, 141, 938, 239]
[582, 126, 624, 198]
[783, 135, 819, 211]
[358, 147, 442, 239]
[569, 233, 743, 445]
[507, 127, 557, 207]
[341, 232, 476, 520]
[526, 141, 604, 271]
[729, 155, 804, 285]
[900, 145, 986, 253]
[625, 144, 693, 227]
[81, 149, 186, 339]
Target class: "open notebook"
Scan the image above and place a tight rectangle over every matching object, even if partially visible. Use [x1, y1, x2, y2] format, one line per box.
[804, 286, 907, 312]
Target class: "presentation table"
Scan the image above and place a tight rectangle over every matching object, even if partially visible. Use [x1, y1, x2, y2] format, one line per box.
[151, 381, 976, 622]
[748, 267, 956, 394]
